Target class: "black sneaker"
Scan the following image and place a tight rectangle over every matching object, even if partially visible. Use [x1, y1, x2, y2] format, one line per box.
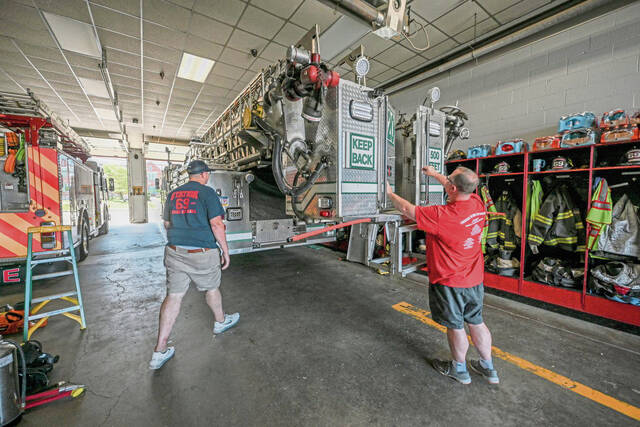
[469, 360, 499, 384]
[431, 359, 471, 384]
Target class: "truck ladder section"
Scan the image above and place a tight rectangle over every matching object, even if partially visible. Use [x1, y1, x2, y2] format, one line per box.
[23, 225, 87, 341]
[0, 90, 90, 160]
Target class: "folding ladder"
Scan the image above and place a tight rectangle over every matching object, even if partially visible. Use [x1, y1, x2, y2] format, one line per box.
[23, 225, 86, 341]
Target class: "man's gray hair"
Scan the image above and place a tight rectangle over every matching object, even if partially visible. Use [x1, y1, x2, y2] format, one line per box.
[451, 166, 479, 194]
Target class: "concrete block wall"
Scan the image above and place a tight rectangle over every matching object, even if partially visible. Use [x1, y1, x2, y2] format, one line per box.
[389, 2, 640, 152]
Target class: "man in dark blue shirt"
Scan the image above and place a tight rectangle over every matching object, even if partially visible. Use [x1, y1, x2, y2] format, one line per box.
[150, 160, 240, 369]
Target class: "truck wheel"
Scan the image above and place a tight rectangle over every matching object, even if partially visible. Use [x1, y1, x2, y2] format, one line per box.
[99, 209, 109, 235]
[78, 220, 90, 261]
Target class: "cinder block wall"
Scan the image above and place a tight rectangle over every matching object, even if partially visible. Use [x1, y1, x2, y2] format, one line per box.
[389, 1, 640, 153]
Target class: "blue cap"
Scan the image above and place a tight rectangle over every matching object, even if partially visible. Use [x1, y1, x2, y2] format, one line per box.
[187, 160, 213, 174]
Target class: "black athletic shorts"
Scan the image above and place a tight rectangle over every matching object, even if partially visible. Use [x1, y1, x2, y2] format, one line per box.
[428, 282, 484, 329]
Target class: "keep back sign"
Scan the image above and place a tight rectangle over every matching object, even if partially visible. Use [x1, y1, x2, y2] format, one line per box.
[348, 133, 375, 170]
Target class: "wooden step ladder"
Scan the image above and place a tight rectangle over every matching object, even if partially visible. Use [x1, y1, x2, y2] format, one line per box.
[23, 225, 87, 341]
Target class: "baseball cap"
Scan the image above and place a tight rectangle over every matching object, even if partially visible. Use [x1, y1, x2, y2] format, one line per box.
[187, 160, 213, 174]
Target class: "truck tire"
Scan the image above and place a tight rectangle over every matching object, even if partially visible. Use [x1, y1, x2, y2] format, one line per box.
[78, 220, 90, 261]
[99, 208, 109, 235]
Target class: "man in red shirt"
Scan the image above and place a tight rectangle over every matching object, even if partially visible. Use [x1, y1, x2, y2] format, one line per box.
[386, 165, 498, 385]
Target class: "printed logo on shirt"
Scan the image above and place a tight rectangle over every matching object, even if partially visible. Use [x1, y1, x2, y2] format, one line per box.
[463, 237, 475, 250]
[171, 190, 199, 215]
[471, 224, 482, 235]
[461, 211, 485, 225]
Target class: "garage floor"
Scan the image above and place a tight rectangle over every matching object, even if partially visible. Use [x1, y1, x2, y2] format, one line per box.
[1, 222, 639, 426]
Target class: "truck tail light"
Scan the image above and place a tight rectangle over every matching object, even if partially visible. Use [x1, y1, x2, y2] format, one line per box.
[40, 221, 56, 249]
[320, 210, 331, 218]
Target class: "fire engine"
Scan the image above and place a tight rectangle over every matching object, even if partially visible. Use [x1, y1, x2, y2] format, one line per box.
[0, 90, 111, 285]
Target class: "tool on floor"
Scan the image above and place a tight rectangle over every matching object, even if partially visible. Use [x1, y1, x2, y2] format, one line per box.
[25, 382, 85, 410]
[23, 225, 87, 341]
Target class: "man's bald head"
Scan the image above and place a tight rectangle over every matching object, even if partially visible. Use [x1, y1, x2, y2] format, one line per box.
[450, 166, 479, 194]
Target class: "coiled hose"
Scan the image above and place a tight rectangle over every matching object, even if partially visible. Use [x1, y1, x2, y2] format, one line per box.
[271, 133, 327, 198]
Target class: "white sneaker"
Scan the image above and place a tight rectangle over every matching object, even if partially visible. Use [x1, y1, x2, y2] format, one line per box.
[214, 313, 240, 334]
[149, 347, 175, 370]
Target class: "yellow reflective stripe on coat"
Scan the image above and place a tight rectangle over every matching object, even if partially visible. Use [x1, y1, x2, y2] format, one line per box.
[535, 214, 553, 225]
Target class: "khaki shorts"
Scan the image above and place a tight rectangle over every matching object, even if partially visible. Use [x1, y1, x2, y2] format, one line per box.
[164, 246, 221, 293]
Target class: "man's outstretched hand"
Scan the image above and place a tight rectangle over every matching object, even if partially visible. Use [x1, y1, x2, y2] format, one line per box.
[386, 182, 394, 196]
[421, 165, 438, 177]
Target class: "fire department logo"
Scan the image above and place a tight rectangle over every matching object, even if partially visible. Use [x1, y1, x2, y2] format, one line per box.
[463, 237, 475, 250]
[471, 224, 482, 235]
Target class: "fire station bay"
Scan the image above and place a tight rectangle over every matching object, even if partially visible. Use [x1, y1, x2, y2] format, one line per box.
[1, 0, 640, 425]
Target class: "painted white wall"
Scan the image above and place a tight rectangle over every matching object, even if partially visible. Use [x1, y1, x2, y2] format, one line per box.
[389, 2, 640, 153]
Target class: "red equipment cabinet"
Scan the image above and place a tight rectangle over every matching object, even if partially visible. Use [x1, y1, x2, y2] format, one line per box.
[446, 140, 640, 327]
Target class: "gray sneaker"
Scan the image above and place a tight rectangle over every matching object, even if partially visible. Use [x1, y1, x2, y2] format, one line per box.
[469, 360, 499, 384]
[214, 312, 240, 334]
[431, 359, 471, 384]
[149, 347, 175, 370]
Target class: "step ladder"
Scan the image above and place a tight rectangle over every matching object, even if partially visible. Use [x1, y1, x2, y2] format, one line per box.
[23, 225, 86, 341]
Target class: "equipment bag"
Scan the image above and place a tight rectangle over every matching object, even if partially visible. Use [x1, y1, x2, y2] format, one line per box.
[19, 340, 60, 394]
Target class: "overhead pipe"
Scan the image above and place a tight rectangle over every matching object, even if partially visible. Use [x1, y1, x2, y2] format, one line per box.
[382, 0, 623, 95]
[315, 0, 384, 27]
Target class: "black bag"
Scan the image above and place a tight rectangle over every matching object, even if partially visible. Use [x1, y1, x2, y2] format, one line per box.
[18, 340, 60, 393]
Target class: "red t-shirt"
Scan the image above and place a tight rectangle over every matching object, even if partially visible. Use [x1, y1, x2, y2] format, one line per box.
[415, 194, 485, 288]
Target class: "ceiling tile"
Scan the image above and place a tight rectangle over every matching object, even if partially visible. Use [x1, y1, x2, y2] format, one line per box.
[112, 74, 141, 90]
[423, 38, 459, 59]
[494, 0, 551, 24]
[73, 67, 103, 81]
[205, 73, 236, 89]
[109, 63, 140, 79]
[290, 0, 340, 32]
[0, 21, 54, 49]
[174, 78, 202, 93]
[373, 68, 398, 83]
[42, 70, 77, 85]
[171, 0, 196, 7]
[251, 0, 303, 19]
[65, 51, 102, 69]
[143, 70, 171, 87]
[143, 0, 191, 32]
[226, 29, 269, 53]
[144, 21, 186, 51]
[219, 47, 255, 69]
[144, 57, 178, 75]
[476, 0, 522, 15]
[356, 33, 395, 58]
[410, 0, 463, 22]
[105, 48, 140, 67]
[183, 34, 224, 61]
[451, 18, 499, 45]
[13, 43, 62, 63]
[98, 29, 140, 56]
[211, 62, 245, 80]
[368, 59, 390, 78]
[24, 57, 68, 76]
[144, 42, 181, 63]
[248, 58, 272, 73]
[201, 85, 228, 97]
[259, 42, 287, 62]
[93, 6, 139, 38]
[91, 1, 140, 17]
[374, 45, 416, 67]
[405, 24, 450, 51]
[237, 5, 285, 40]
[393, 55, 428, 72]
[144, 82, 169, 96]
[274, 23, 308, 46]
[433, 1, 489, 34]
[193, 0, 246, 26]
[189, 13, 233, 45]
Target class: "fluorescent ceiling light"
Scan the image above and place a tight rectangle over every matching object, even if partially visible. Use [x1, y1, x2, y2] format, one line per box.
[78, 77, 109, 98]
[177, 52, 215, 83]
[43, 12, 101, 58]
[319, 15, 370, 61]
[94, 108, 118, 121]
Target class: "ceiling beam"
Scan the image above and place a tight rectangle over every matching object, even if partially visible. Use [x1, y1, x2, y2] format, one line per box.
[144, 135, 190, 146]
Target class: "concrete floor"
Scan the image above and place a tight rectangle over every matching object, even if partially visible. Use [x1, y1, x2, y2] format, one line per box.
[1, 219, 639, 426]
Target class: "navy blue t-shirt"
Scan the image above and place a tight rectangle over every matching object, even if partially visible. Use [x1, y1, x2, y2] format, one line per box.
[163, 181, 225, 248]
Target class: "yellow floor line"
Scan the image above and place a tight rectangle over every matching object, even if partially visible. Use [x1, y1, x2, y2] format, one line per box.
[392, 301, 640, 422]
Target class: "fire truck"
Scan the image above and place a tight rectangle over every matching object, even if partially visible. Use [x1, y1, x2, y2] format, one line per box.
[0, 90, 110, 285]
